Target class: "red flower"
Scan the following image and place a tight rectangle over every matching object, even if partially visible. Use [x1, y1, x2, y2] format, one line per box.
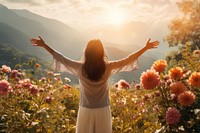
[170, 82, 187, 96]
[19, 79, 32, 88]
[140, 70, 160, 90]
[193, 50, 200, 58]
[117, 79, 131, 89]
[45, 96, 53, 103]
[0, 80, 11, 95]
[135, 84, 141, 90]
[9, 70, 19, 79]
[165, 107, 181, 125]
[29, 85, 38, 95]
[178, 91, 196, 106]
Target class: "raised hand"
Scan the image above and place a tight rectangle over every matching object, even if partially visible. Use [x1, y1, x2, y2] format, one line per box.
[145, 38, 160, 49]
[30, 36, 46, 47]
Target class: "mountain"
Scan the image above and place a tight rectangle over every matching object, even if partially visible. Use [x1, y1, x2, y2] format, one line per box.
[12, 9, 87, 56]
[0, 21, 50, 59]
[0, 4, 86, 59]
[0, 4, 163, 83]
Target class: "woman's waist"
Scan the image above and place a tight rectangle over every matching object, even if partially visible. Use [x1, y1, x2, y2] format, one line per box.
[79, 95, 110, 108]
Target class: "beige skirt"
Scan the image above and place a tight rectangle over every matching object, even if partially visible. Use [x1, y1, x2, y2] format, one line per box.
[76, 106, 112, 133]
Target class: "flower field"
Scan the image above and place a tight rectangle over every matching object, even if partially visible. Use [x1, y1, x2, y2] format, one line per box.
[0, 47, 200, 133]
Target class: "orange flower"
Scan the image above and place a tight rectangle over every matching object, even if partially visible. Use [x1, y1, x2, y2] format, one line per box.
[188, 72, 200, 87]
[140, 69, 160, 90]
[178, 91, 196, 106]
[170, 82, 187, 96]
[168, 67, 183, 80]
[35, 63, 40, 69]
[152, 59, 167, 73]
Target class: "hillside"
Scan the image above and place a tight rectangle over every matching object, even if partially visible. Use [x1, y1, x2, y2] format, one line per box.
[0, 4, 160, 83]
[0, 43, 36, 68]
[0, 4, 86, 59]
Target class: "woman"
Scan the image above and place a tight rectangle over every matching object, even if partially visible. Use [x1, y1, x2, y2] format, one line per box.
[30, 36, 159, 133]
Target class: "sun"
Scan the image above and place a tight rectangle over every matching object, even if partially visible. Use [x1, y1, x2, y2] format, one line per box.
[106, 10, 125, 26]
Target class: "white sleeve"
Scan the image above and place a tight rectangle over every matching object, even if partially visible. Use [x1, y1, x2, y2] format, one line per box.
[108, 54, 139, 75]
[53, 50, 81, 75]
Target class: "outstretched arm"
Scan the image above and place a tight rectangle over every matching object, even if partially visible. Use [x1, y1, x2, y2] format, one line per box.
[109, 38, 160, 73]
[31, 36, 54, 55]
[129, 38, 159, 59]
[30, 36, 81, 75]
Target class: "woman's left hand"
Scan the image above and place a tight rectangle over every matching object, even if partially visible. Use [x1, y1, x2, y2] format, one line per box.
[145, 38, 160, 50]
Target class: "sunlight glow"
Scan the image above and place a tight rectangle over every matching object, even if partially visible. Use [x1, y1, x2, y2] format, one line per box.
[106, 9, 125, 26]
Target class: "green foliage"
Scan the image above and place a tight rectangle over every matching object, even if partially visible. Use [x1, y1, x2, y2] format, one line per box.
[166, 43, 200, 71]
[166, 0, 200, 49]
[0, 63, 162, 133]
[110, 88, 161, 133]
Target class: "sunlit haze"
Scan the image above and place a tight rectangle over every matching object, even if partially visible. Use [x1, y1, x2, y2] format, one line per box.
[0, 0, 181, 32]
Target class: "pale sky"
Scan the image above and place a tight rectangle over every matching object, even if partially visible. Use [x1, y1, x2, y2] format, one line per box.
[0, 0, 182, 31]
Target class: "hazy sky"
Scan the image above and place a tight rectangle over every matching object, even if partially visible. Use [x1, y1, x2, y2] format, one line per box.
[0, 0, 181, 31]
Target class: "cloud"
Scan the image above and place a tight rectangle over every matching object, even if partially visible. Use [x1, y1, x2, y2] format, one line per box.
[3, 0, 38, 5]
[1, 0, 180, 32]
[45, 0, 64, 3]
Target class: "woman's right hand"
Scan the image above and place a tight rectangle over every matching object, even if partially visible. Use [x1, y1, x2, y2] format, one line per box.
[30, 36, 46, 47]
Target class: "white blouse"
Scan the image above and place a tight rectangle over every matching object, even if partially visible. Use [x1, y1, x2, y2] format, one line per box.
[53, 50, 138, 108]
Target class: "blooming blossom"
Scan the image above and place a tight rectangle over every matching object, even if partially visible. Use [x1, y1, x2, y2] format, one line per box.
[165, 107, 181, 125]
[151, 59, 167, 73]
[170, 82, 187, 96]
[45, 96, 53, 103]
[140, 69, 160, 90]
[143, 94, 150, 101]
[19, 79, 32, 88]
[0, 80, 11, 95]
[117, 79, 131, 89]
[1, 65, 11, 73]
[178, 91, 196, 106]
[188, 72, 200, 87]
[9, 70, 19, 79]
[135, 84, 141, 90]
[35, 63, 40, 69]
[29, 85, 38, 95]
[168, 67, 183, 80]
[193, 50, 200, 58]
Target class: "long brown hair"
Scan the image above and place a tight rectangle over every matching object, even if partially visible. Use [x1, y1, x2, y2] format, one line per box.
[82, 39, 107, 82]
